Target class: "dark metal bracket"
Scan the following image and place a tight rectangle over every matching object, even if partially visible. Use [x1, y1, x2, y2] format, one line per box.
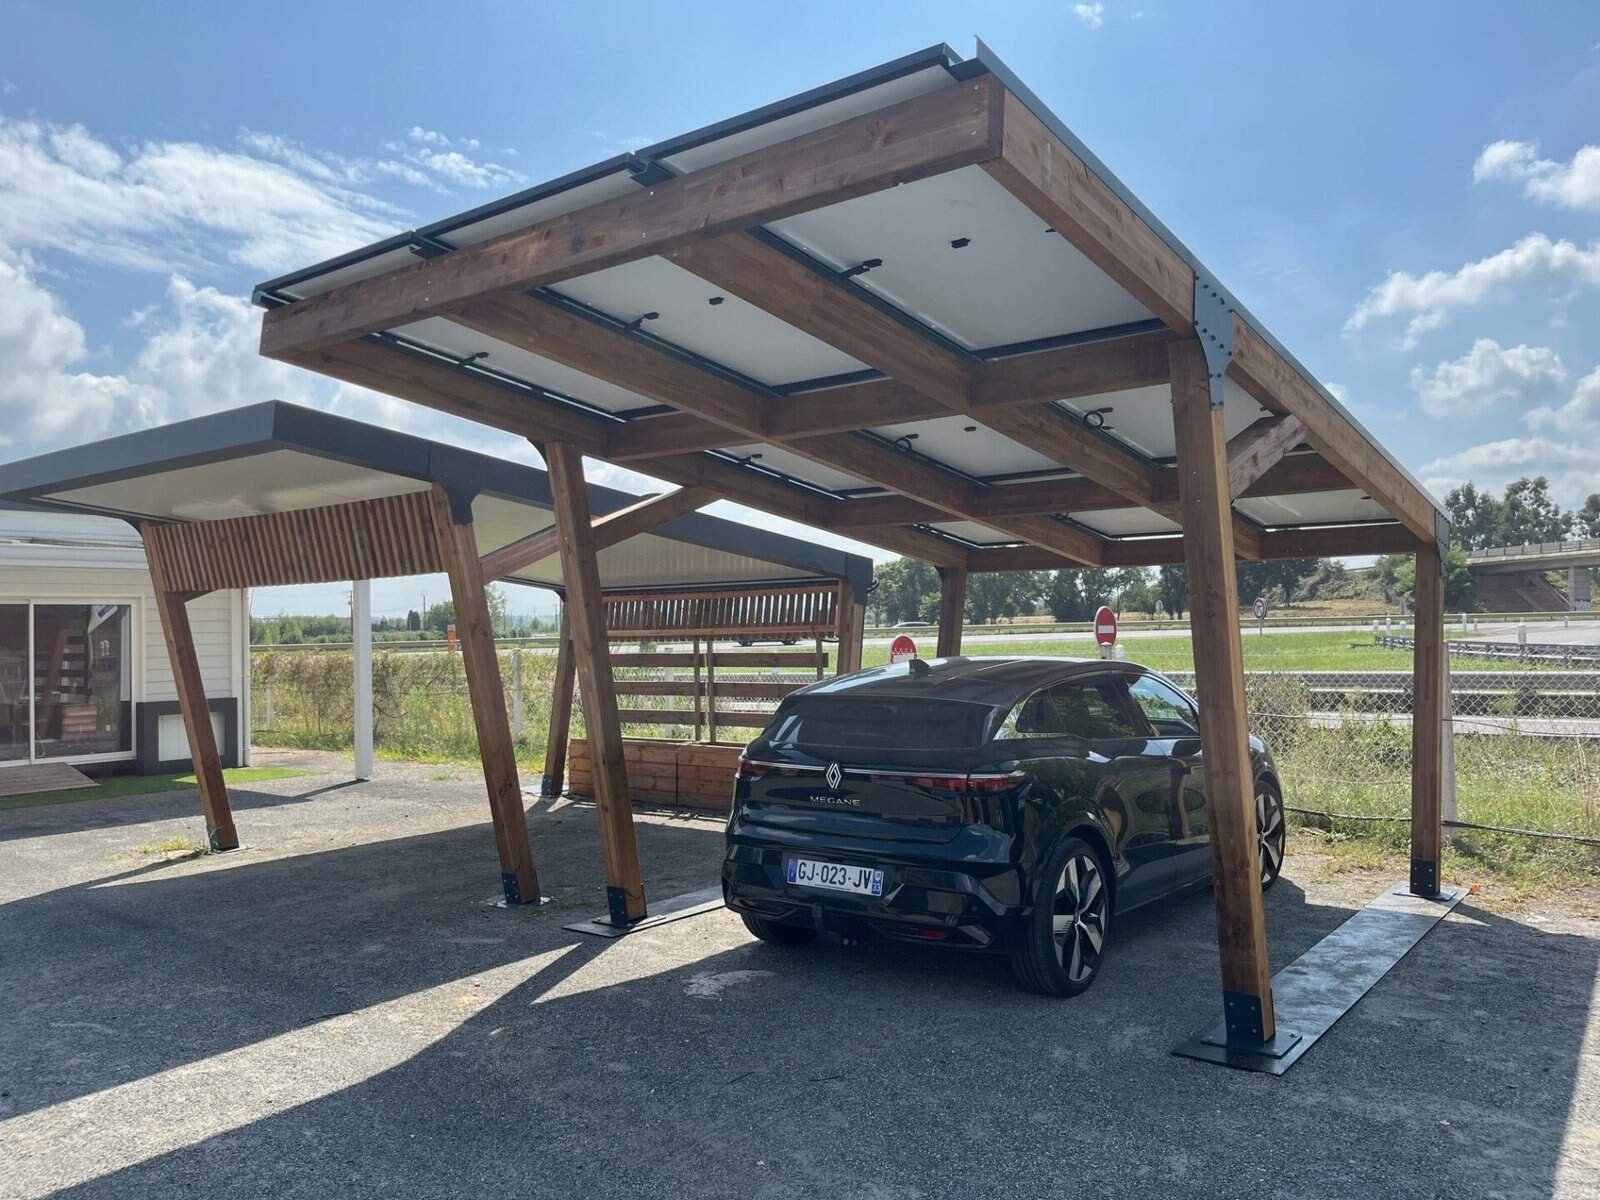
[1193, 278, 1234, 409]
[563, 885, 724, 939]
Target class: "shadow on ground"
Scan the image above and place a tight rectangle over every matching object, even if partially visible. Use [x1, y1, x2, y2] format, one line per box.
[1, 783, 1595, 1199]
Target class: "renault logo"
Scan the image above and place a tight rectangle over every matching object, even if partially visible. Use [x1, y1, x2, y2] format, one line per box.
[825, 762, 843, 790]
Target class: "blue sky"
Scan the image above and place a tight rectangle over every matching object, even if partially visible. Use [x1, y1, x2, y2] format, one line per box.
[1, 1, 1597, 620]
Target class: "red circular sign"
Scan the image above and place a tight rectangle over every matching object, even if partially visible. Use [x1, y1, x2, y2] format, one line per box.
[1093, 605, 1118, 646]
[889, 634, 919, 664]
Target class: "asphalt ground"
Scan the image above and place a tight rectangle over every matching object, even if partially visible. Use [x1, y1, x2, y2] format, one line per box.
[2, 752, 1596, 1199]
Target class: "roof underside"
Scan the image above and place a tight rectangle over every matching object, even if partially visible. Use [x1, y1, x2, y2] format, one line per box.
[250, 41, 1441, 569]
[0, 403, 872, 595]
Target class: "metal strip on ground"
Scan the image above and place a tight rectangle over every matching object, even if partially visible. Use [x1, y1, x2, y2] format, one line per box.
[1173, 883, 1465, 1074]
[563, 885, 725, 938]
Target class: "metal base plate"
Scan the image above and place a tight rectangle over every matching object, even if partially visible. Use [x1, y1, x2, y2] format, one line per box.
[1174, 882, 1464, 1075]
[563, 885, 725, 938]
[485, 894, 554, 910]
[1175, 1026, 1305, 1072]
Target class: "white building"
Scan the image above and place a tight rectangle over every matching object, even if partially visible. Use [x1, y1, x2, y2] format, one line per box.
[0, 503, 249, 774]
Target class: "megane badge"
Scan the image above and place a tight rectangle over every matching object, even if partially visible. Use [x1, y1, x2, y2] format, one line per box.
[825, 762, 843, 790]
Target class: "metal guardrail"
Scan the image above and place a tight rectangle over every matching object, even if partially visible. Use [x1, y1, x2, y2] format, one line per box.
[1377, 634, 1600, 668]
[1468, 538, 1600, 562]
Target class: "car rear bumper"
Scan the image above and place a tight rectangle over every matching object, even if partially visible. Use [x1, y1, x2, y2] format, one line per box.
[722, 832, 1025, 950]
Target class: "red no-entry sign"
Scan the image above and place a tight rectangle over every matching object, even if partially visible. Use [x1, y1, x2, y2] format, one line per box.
[889, 634, 918, 664]
[1094, 606, 1118, 646]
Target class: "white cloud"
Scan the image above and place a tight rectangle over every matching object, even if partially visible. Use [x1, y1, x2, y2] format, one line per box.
[1408, 338, 1567, 418]
[1345, 233, 1600, 345]
[0, 116, 408, 274]
[1072, 3, 1105, 27]
[1421, 436, 1600, 508]
[1473, 139, 1600, 211]
[1527, 366, 1600, 435]
[1426, 367, 1600, 508]
[409, 147, 520, 189]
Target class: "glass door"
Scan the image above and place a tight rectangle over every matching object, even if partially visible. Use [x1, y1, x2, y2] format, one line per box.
[0, 605, 25, 763]
[32, 604, 133, 760]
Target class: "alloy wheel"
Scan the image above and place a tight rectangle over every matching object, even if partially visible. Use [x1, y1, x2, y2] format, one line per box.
[1257, 786, 1286, 886]
[1050, 853, 1107, 983]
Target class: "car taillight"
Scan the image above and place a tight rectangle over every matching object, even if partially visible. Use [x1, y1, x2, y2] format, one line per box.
[907, 774, 967, 792]
[737, 760, 771, 780]
[966, 773, 1021, 794]
[962, 771, 1023, 827]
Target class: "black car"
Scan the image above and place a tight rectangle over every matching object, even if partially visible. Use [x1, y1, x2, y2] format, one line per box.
[722, 656, 1286, 997]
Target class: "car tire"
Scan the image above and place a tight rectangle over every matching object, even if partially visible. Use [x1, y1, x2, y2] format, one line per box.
[1257, 777, 1286, 891]
[1009, 834, 1111, 998]
[741, 913, 818, 946]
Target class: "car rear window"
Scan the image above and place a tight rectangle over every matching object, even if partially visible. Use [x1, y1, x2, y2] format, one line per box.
[763, 697, 995, 752]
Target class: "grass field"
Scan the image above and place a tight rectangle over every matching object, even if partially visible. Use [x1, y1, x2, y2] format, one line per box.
[0, 766, 309, 812]
[861, 630, 1512, 673]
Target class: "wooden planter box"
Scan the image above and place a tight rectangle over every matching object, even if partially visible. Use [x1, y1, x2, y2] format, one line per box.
[567, 737, 742, 814]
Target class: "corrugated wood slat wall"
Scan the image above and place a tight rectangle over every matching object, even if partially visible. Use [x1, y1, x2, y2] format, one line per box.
[142, 492, 442, 592]
[601, 583, 841, 637]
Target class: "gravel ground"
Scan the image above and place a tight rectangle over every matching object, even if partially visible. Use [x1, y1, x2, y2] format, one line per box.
[2, 749, 1596, 1199]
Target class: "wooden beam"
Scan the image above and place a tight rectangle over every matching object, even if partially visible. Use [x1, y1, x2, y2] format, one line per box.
[477, 486, 713, 582]
[936, 567, 967, 657]
[667, 235, 973, 409]
[1227, 415, 1307, 500]
[592, 485, 713, 549]
[1170, 338, 1275, 1046]
[973, 330, 1173, 407]
[260, 77, 1004, 358]
[542, 607, 576, 799]
[1410, 540, 1445, 898]
[546, 442, 647, 924]
[430, 485, 541, 906]
[144, 544, 237, 852]
[456, 290, 1096, 564]
[831, 453, 1354, 529]
[479, 526, 559, 583]
[1229, 320, 1437, 542]
[296, 340, 612, 455]
[296, 333, 962, 565]
[985, 89, 1195, 332]
[661, 229, 1164, 543]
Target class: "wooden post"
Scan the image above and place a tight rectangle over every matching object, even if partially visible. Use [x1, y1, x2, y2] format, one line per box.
[706, 648, 718, 745]
[543, 606, 575, 799]
[428, 485, 540, 906]
[1410, 540, 1445, 897]
[835, 581, 865, 674]
[936, 567, 967, 657]
[691, 636, 704, 741]
[145, 543, 237, 852]
[545, 442, 647, 925]
[1170, 340, 1276, 1047]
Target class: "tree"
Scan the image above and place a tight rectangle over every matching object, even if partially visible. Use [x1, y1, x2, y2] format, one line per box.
[965, 572, 1042, 624]
[1500, 476, 1569, 545]
[405, 609, 422, 632]
[1443, 482, 1505, 550]
[1157, 564, 1187, 617]
[1045, 571, 1084, 621]
[1395, 544, 1475, 611]
[424, 600, 455, 632]
[870, 559, 939, 624]
[486, 584, 509, 636]
[1112, 568, 1158, 615]
[1575, 494, 1600, 539]
[1237, 559, 1316, 608]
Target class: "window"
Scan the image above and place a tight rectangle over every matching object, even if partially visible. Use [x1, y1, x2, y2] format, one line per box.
[995, 677, 1144, 740]
[0, 601, 133, 765]
[765, 697, 995, 752]
[1128, 674, 1200, 737]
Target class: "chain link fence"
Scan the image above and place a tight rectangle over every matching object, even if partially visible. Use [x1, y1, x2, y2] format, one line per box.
[253, 634, 1599, 871]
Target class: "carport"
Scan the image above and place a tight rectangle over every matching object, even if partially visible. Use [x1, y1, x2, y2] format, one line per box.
[244, 41, 1453, 1067]
[0, 400, 871, 923]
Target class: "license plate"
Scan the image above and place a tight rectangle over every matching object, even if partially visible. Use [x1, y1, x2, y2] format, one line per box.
[787, 857, 884, 897]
